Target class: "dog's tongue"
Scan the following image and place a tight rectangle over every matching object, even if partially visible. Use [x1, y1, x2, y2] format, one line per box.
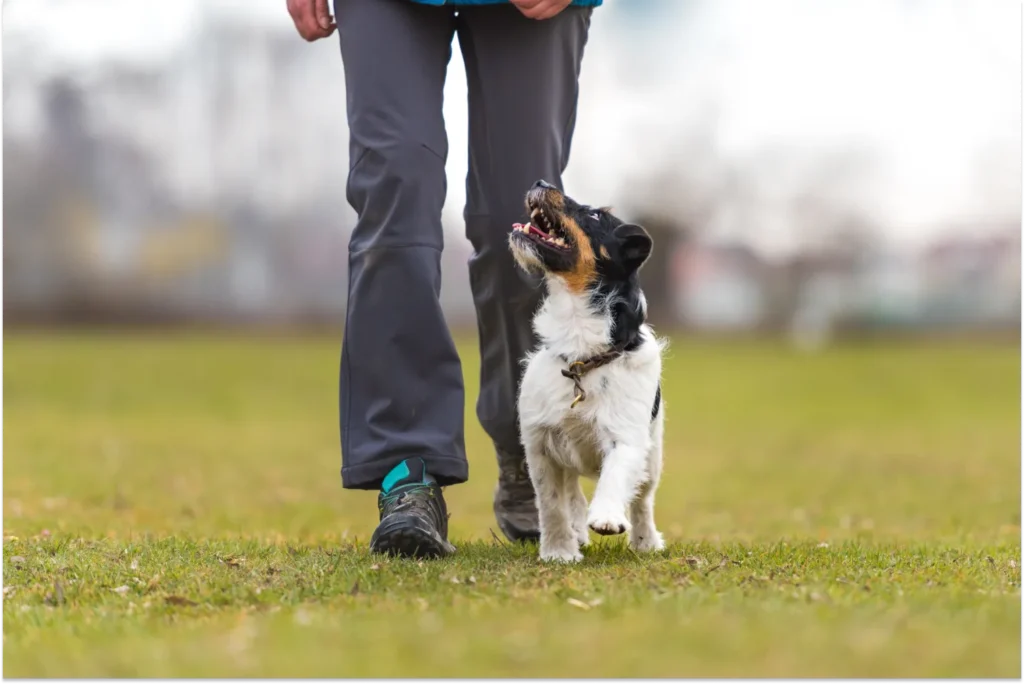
[512, 222, 551, 237]
[513, 222, 540, 232]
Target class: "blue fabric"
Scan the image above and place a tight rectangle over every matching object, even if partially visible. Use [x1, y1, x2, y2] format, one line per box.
[408, 0, 602, 6]
[381, 460, 412, 494]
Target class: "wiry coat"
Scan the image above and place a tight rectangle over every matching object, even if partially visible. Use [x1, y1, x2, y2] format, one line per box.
[510, 180, 665, 563]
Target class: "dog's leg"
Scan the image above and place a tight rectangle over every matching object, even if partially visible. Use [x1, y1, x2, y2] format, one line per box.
[587, 443, 646, 536]
[630, 417, 665, 551]
[628, 482, 664, 552]
[565, 474, 590, 547]
[526, 434, 582, 563]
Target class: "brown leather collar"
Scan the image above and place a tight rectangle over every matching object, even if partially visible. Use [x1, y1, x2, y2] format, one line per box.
[560, 348, 625, 409]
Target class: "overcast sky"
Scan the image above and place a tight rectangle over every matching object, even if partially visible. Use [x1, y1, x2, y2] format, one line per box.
[5, 0, 1021, 254]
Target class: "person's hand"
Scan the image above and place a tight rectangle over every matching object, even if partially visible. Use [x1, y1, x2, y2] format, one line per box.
[287, 0, 336, 41]
[510, 0, 572, 20]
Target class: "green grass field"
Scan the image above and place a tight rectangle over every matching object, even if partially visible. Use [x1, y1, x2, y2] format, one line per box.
[3, 331, 1020, 677]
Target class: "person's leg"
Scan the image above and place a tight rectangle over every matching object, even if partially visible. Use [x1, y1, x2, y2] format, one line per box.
[335, 0, 464, 492]
[457, 5, 592, 541]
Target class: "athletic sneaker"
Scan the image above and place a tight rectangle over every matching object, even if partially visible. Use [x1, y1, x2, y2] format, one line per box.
[369, 458, 456, 559]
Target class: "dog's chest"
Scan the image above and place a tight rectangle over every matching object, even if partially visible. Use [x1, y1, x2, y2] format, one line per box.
[520, 352, 606, 422]
[545, 418, 606, 477]
[518, 351, 616, 473]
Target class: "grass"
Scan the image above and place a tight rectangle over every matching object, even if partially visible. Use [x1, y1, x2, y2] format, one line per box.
[3, 330, 1021, 677]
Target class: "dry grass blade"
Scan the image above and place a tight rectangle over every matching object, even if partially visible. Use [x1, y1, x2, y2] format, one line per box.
[705, 557, 729, 575]
[566, 597, 591, 611]
[488, 528, 512, 554]
[164, 596, 198, 607]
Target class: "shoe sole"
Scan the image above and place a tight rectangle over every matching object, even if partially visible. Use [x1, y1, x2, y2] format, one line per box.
[370, 513, 456, 559]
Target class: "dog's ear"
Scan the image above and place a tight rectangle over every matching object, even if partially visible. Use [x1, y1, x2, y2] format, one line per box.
[613, 223, 653, 271]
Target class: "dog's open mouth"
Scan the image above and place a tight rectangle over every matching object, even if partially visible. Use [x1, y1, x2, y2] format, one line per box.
[512, 208, 570, 251]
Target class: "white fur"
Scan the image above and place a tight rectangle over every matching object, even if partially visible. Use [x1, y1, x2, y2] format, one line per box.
[508, 237, 545, 276]
[517, 276, 667, 563]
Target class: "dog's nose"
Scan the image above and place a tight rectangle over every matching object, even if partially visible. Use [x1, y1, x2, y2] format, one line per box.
[533, 179, 555, 191]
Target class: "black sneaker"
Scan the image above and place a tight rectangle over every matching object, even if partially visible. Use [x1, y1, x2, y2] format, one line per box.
[493, 447, 540, 543]
[369, 458, 456, 559]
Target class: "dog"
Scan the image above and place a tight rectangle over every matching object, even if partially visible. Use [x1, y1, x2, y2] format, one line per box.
[509, 179, 666, 563]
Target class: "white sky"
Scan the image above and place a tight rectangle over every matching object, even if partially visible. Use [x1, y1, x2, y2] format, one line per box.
[4, 0, 1021, 254]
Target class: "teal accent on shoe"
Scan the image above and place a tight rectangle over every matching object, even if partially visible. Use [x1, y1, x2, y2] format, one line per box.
[382, 460, 411, 494]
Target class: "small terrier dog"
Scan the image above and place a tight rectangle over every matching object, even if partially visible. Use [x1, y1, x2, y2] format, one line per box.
[510, 180, 666, 563]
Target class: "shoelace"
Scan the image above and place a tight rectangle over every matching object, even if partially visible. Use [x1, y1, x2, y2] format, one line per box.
[380, 483, 433, 508]
[379, 484, 450, 532]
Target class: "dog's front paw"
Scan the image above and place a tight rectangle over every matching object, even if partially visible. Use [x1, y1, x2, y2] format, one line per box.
[539, 544, 583, 563]
[587, 504, 631, 536]
[629, 529, 665, 553]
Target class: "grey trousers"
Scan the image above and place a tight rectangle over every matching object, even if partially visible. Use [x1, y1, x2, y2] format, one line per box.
[336, 0, 592, 490]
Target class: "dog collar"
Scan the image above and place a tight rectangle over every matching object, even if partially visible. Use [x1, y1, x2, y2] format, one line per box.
[560, 349, 624, 409]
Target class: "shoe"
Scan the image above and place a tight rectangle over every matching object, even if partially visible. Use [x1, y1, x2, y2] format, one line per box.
[493, 447, 540, 543]
[369, 458, 455, 559]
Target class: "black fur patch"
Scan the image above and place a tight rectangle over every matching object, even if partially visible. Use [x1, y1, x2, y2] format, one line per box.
[651, 382, 661, 421]
[590, 270, 646, 353]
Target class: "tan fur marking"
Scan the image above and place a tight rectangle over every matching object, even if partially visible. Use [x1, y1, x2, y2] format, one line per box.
[560, 216, 596, 293]
[599, 245, 610, 260]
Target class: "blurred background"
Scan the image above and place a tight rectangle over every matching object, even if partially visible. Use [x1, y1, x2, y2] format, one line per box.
[4, 0, 1020, 344]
